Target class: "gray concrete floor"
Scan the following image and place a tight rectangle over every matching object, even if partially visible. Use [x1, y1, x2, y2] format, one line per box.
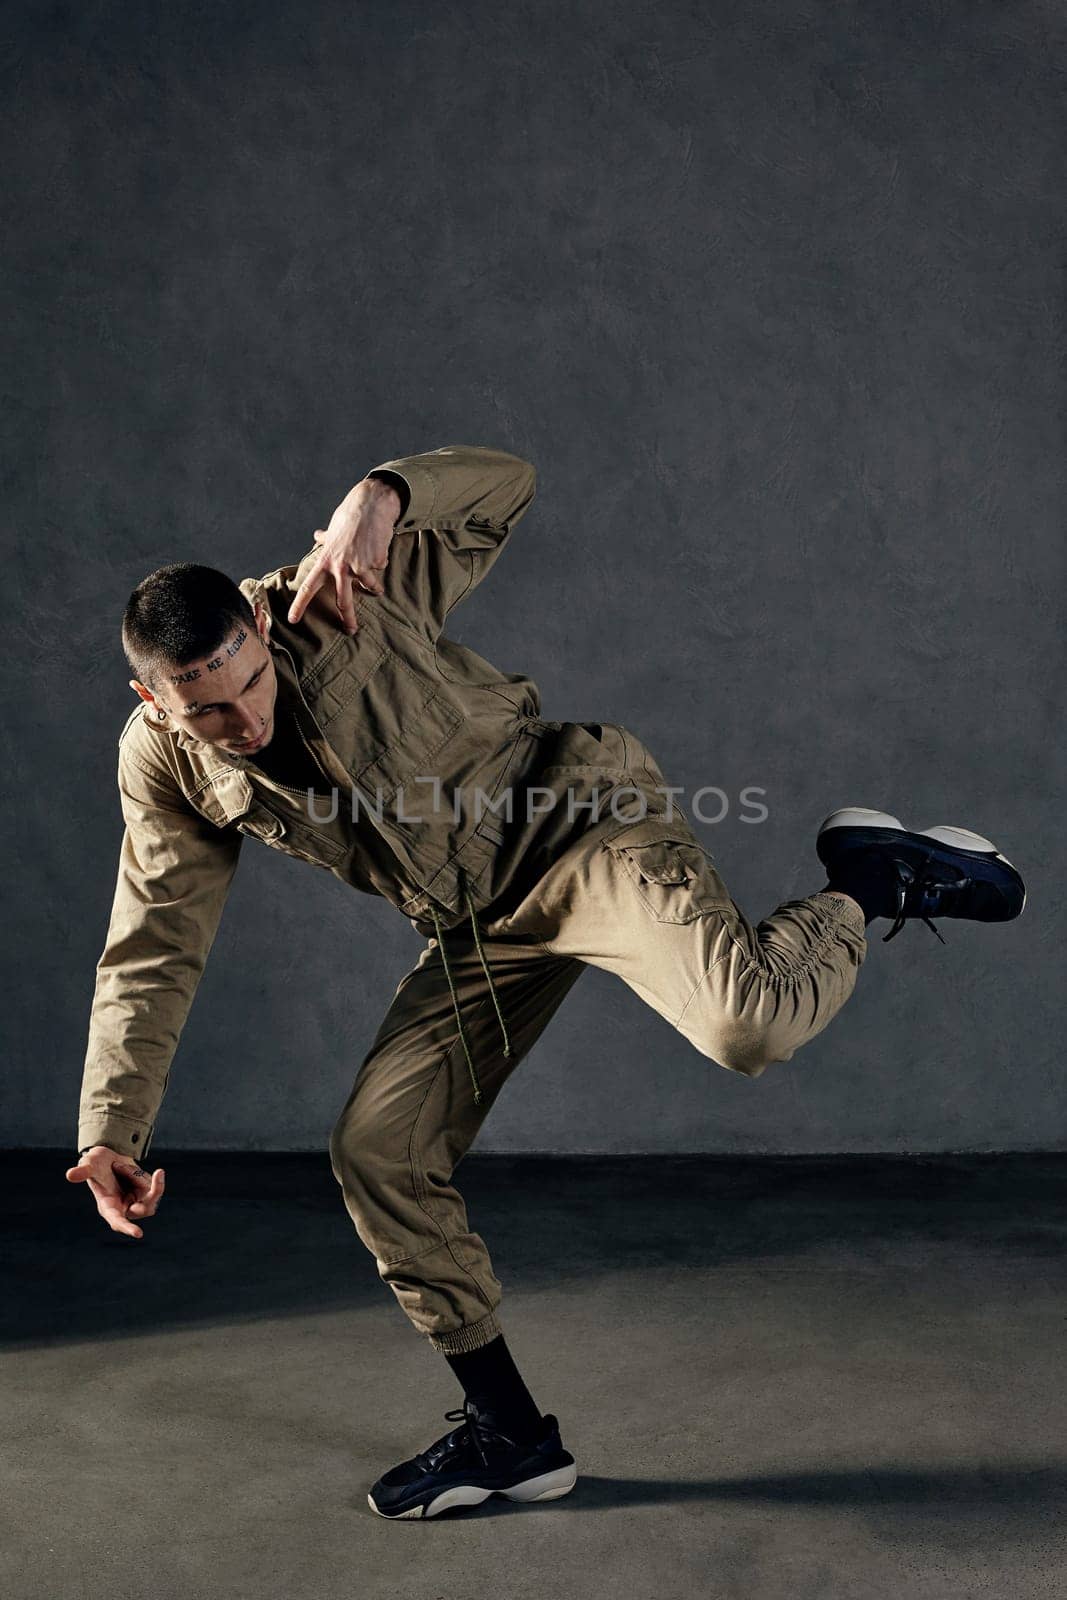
[3, 1152, 1065, 1599]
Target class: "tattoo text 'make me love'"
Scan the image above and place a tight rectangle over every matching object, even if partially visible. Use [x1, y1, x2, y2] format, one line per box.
[168, 627, 249, 685]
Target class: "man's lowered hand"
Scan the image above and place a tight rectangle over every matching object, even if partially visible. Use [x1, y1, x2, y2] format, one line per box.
[66, 1147, 166, 1241]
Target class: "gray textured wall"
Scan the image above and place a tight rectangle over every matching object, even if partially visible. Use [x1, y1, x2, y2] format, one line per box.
[4, 0, 1063, 1153]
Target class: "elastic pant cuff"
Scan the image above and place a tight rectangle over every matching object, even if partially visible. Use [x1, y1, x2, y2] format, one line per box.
[811, 890, 868, 939]
[427, 1309, 503, 1354]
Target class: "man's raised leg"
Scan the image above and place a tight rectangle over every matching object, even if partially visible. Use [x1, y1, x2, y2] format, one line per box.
[486, 808, 868, 1081]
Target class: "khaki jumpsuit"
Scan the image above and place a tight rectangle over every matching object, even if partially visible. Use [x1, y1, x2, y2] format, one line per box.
[78, 446, 868, 1355]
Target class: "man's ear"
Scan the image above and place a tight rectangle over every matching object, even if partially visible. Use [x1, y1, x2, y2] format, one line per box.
[253, 600, 272, 643]
[129, 679, 155, 706]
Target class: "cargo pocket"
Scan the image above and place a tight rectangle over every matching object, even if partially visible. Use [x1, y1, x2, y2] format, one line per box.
[603, 817, 732, 924]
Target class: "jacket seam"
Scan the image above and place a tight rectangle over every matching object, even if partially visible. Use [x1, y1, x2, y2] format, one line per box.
[316, 651, 390, 726]
[122, 744, 235, 806]
[442, 549, 477, 623]
[298, 633, 348, 691]
[123, 758, 172, 794]
[430, 635, 528, 713]
[353, 696, 463, 797]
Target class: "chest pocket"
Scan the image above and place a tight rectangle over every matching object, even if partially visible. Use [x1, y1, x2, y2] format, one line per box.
[303, 626, 464, 818]
[235, 805, 347, 869]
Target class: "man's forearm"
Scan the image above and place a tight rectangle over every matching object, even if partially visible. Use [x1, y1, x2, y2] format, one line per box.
[364, 472, 409, 524]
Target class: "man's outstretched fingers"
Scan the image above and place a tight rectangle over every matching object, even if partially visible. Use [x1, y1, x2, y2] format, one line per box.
[287, 556, 330, 625]
[86, 1176, 145, 1240]
[103, 1204, 144, 1240]
[114, 1158, 159, 1213]
[127, 1167, 166, 1219]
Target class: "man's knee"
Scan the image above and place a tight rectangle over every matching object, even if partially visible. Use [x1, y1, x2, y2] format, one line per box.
[329, 1092, 392, 1187]
[696, 1016, 791, 1080]
[329, 1100, 419, 1268]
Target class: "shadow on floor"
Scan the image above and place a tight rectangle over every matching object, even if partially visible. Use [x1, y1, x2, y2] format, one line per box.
[420, 1462, 1067, 1546]
[4, 1150, 1065, 1348]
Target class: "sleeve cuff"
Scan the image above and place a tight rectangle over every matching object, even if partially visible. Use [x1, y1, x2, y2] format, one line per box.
[76, 1113, 155, 1161]
[366, 457, 439, 530]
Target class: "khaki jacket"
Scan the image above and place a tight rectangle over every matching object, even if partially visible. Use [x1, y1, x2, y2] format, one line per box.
[77, 445, 650, 1159]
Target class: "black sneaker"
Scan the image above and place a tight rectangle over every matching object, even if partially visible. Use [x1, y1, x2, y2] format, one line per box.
[367, 1398, 578, 1520]
[816, 807, 1027, 944]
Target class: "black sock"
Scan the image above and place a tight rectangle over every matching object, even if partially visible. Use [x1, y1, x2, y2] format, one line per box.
[444, 1334, 543, 1440]
[822, 880, 879, 925]
[821, 852, 903, 925]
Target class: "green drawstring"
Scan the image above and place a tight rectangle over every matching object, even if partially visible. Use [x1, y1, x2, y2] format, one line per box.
[466, 881, 513, 1061]
[428, 872, 511, 1108]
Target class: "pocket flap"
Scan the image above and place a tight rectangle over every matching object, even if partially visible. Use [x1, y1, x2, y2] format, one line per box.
[604, 816, 708, 885]
[603, 815, 696, 854]
[236, 807, 347, 866]
[236, 807, 285, 842]
[195, 768, 255, 827]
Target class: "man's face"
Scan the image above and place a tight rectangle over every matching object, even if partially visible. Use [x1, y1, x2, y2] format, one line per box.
[132, 602, 279, 755]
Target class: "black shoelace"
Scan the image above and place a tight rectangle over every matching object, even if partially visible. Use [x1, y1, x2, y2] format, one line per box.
[415, 1406, 535, 1472]
[883, 860, 963, 945]
[413, 1408, 475, 1471]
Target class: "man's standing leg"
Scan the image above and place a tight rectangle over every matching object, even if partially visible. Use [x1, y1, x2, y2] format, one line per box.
[329, 931, 585, 1427]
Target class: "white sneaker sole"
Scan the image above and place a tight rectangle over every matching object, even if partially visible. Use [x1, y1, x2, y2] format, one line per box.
[819, 807, 904, 833]
[915, 824, 997, 854]
[368, 1461, 579, 1519]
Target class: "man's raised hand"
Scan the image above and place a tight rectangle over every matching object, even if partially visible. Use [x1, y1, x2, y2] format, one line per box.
[286, 477, 402, 633]
[65, 1147, 166, 1241]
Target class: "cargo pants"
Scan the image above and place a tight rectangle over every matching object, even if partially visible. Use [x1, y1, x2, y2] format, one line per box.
[327, 738, 869, 1356]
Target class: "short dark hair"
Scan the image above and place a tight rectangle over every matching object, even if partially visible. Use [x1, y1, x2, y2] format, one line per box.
[122, 563, 256, 693]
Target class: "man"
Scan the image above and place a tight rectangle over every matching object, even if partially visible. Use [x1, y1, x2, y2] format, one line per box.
[66, 444, 1026, 1520]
